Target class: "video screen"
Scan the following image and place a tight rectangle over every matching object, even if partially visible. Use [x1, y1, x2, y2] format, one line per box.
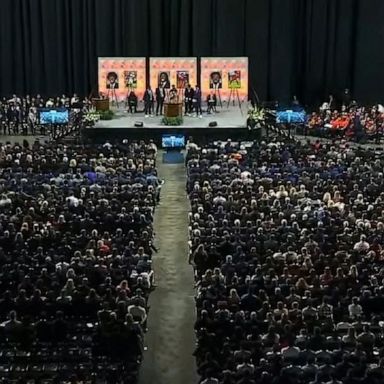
[162, 134, 185, 148]
[276, 110, 306, 124]
[39, 109, 69, 125]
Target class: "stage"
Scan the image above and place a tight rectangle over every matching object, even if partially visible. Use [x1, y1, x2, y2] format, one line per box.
[83, 105, 260, 144]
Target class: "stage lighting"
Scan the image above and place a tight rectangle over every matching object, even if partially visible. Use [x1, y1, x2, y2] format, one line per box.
[209, 121, 218, 127]
[134, 121, 144, 127]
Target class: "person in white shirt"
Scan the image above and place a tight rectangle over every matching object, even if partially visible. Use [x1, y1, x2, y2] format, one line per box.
[242, 174, 254, 185]
[0, 194, 12, 208]
[103, 140, 113, 149]
[128, 298, 147, 325]
[212, 192, 226, 205]
[353, 235, 370, 252]
[148, 139, 158, 155]
[8, 94, 21, 105]
[61, 94, 68, 105]
[45, 98, 54, 107]
[186, 140, 199, 153]
[66, 193, 79, 207]
[241, 170, 252, 179]
[71, 93, 79, 105]
[348, 297, 363, 319]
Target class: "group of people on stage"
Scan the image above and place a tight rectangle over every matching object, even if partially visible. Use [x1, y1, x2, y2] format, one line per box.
[141, 83, 203, 118]
[125, 84, 221, 118]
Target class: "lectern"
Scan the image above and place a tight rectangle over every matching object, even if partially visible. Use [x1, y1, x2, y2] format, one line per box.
[164, 102, 183, 118]
[92, 98, 109, 111]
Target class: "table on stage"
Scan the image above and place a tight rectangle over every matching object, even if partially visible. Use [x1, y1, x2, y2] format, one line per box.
[164, 102, 183, 118]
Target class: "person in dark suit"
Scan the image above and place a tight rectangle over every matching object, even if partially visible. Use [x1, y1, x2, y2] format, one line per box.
[207, 92, 217, 114]
[194, 85, 202, 117]
[127, 91, 138, 114]
[143, 87, 154, 117]
[7, 104, 18, 134]
[184, 84, 195, 115]
[340, 88, 352, 110]
[155, 86, 165, 116]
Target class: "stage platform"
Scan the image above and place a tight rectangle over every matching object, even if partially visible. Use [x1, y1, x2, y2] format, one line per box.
[83, 105, 260, 144]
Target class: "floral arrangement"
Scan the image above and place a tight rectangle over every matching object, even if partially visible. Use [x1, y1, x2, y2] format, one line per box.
[247, 106, 266, 123]
[161, 116, 183, 126]
[98, 110, 114, 120]
[82, 112, 100, 125]
[247, 106, 268, 129]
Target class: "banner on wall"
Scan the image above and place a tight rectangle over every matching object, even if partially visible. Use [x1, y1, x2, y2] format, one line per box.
[149, 57, 197, 91]
[98, 57, 146, 101]
[200, 57, 248, 101]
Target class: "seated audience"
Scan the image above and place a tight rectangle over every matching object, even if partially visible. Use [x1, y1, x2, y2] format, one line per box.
[307, 103, 384, 141]
[188, 138, 384, 384]
[0, 139, 159, 382]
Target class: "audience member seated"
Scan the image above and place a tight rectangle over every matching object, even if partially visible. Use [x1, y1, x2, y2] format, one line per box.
[127, 91, 138, 114]
[187, 138, 384, 384]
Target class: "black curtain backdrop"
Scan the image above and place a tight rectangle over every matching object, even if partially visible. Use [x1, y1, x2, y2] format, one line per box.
[1, 0, 384, 106]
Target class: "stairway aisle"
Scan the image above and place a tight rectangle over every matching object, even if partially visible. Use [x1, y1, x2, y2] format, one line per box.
[139, 155, 197, 384]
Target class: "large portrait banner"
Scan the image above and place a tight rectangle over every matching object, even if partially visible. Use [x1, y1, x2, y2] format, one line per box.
[98, 57, 146, 101]
[150, 57, 197, 91]
[201, 57, 248, 101]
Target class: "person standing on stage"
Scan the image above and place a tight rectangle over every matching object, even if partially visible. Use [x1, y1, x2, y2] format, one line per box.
[143, 86, 154, 117]
[169, 85, 178, 103]
[207, 91, 217, 114]
[155, 86, 165, 116]
[184, 84, 194, 115]
[194, 85, 202, 118]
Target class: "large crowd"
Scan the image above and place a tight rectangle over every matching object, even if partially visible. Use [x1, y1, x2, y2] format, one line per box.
[298, 91, 383, 141]
[0, 94, 90, 137]
[187, 138, 384, 384]
[306, 105, 384, 141]
[3, 89, 384, 384]
[0, 139, 159, 383]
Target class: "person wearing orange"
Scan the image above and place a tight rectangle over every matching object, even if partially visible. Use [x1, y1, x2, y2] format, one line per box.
[331, 113, 350, 131]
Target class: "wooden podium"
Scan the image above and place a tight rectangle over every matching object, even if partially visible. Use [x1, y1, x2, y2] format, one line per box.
[164, 102, 183, 118]
[92, 98, 109, 111]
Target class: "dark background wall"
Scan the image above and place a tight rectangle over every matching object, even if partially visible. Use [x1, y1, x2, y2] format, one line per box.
[1, 0, 383, 106]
